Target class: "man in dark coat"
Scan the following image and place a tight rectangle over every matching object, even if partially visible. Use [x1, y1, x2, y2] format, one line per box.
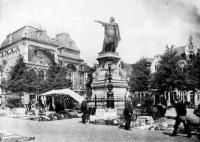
[81, 99, 89, 123]
[123, 100, 133, 130]
[171, 98, 191, 137]
[28, 101, 32, 111]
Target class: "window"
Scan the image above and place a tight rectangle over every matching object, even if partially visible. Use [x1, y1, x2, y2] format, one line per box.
[181, 53, 185, 58]
[38, 70, 45, 80]
[189, 54, 194, 60]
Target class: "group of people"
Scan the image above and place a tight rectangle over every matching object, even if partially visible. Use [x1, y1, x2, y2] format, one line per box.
[80, 97, 200, 136]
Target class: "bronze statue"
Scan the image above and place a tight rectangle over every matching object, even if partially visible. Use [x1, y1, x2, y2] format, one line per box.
[95, 17, 121, 53]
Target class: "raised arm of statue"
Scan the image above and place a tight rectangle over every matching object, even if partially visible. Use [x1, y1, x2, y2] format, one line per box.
[95, 20, 110, 26]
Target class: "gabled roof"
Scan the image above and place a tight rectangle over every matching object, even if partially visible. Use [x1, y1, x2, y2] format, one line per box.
[1, 25, 58, 49]
[121, 62, 133, 76]
[56, 33, 80, 52]
[143, 57, 154, 63]
[79, 63, 93, 73]
[173, 46, 186, 56]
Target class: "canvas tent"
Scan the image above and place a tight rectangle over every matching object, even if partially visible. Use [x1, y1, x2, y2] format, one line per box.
[39, 88, 84, 103]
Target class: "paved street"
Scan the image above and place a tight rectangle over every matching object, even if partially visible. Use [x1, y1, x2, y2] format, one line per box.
[0, 115, 199, 142]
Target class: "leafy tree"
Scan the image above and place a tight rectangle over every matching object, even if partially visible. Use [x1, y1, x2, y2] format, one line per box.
[22, 61, 72, 94]
[150, 45, 186, 93]
[6, 55, 28, 94]
[5, 55, 72, 107]
[130, 58, 151, 92]
[43, 62, 72, 92]
[23, 70, 41, 94]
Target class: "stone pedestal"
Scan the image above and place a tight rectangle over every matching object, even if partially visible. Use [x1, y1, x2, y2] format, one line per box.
[91, 52, 128, 109]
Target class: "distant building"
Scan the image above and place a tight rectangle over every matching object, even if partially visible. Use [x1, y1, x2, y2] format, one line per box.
[0, 25, 88, 94]
[150, 54, 161, 73]
[151, 35, 199, 73]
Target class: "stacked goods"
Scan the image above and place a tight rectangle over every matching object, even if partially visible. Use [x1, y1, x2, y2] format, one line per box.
[132, 116, 154, 130]
[37, 110, 78, 121]
[5, 108, 79, 121]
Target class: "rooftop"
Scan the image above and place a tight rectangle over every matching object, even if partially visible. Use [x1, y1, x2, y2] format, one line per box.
[0, 25, 81, 53]
[1, 25, 58, 49]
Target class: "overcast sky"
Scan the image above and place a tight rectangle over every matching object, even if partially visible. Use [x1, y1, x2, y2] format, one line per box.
[1, 0, 200, 66]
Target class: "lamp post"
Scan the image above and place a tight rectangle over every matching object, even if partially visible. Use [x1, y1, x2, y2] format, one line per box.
[107, 63, 114, 108]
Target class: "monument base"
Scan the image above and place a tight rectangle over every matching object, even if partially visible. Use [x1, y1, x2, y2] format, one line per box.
[90, 51, 128, 113]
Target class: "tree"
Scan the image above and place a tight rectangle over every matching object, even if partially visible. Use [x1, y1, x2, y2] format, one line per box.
[43, 62, 72, 92]
[6, 55, 29, 105]
[130, 58, 151, 92]
[150, 45, 186, 93]
[23, 69, 41, 94]
[6, 55, 28, 93]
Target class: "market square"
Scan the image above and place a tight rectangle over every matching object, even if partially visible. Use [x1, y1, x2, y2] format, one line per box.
[0, 0, 200, 142]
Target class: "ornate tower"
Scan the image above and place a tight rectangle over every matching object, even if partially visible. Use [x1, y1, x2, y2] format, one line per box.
[185, 35, 198, 60]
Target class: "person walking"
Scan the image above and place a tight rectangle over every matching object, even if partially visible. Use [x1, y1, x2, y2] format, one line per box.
[123, 100, 133, 130]
[28, 101, 32, 111]
[171, 98, 191, 137]
[81, 99, 89, 124]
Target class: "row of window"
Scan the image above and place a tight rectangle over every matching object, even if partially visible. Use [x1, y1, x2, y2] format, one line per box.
[0, 46, 20, 58]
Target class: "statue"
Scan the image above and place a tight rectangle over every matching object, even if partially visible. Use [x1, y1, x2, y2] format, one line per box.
[95, 17, 121, 53]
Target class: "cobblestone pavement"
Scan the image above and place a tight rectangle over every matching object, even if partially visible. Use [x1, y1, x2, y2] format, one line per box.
[0, 116, 199, 142]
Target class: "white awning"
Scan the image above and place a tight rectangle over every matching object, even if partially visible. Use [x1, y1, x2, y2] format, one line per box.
[39, 88, 84, 103]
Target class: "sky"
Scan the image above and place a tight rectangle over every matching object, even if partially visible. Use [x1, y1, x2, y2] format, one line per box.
[1, 0, 200, 66]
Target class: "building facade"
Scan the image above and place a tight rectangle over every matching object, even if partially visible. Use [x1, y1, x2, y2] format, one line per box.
[0, 25, 88, 95]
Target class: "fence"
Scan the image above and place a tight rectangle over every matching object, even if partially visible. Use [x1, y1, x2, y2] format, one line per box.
[87, 96, 148, 110]
[87, 97, 126, 110]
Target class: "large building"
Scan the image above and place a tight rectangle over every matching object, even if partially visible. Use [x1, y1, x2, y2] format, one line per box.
[0, 25, 89, 94]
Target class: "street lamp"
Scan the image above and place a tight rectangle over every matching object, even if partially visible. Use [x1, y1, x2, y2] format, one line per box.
[107, 63, 114, 108]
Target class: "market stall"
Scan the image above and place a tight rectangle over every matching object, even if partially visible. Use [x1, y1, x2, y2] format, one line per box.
[39, 88, 84, 103]
[21, 88, 85, 121]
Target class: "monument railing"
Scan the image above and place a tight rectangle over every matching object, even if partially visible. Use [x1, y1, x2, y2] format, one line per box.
[87, 97, 126, 110]
[87, 96, 147, 109]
